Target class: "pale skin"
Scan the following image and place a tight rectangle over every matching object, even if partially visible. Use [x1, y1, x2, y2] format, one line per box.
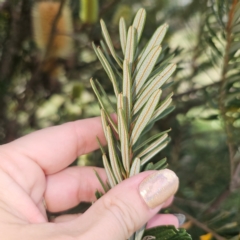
[0, 117, 179, 240]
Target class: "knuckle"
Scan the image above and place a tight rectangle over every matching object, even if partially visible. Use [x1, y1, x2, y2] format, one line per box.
[102, 194, 140, 238]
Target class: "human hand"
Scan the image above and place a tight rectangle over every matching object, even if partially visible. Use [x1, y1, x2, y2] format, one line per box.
[0, 117, 181, 240]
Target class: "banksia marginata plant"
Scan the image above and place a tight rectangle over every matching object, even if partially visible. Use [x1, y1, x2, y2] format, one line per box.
[91, 8, 192, 240]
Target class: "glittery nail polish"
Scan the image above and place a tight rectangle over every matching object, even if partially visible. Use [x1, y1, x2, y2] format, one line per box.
[139, 169, 179, 209]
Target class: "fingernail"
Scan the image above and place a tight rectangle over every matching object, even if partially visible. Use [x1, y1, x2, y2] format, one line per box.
[173, 213, 186, 226]
[139, 169, 179, 209]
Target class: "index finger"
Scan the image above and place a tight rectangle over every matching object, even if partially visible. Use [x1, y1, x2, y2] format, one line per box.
[4, 117, 106, 174]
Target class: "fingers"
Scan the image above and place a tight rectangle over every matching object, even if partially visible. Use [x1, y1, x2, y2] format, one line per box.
[44, 167, 107, 212]
[4, 117, 106, 174]
[72, 169, 179, 240]
[52, 213, 179, 227]
[146, 214, 179, 228]
[51, 214, 82, 223]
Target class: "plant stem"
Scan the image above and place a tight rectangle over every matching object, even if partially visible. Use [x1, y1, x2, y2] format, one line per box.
[218, 0, 237, 180]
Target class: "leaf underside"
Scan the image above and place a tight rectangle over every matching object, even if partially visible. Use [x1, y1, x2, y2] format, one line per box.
[90, 7, 191, 240]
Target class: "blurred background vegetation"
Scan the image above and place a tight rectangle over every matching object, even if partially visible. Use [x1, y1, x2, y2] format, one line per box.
[0, 0, 240, 239]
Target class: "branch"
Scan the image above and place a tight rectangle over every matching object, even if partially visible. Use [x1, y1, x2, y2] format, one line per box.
[173, 81, 220, 99]
[231, 160, 240, 191]
[205, 187, 230, 214]
[218, 0, 237, 180]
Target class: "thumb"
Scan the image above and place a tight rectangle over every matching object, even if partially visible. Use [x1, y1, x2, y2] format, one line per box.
[79, 169, 179, 240]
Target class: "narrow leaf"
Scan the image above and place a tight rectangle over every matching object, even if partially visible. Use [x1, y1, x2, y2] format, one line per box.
[96, 46, 119, 96]
[95, 190, 103, 199]
[118, 107, 130, 173]
[133, 64, 176, 114]
[107, 126, 123, 183]
[144, 159, 168, 171]
[123, 60, 132, 128]
[144, 162, 154, 171]
[90, 79, 118, 133]
[135, 224, 147, 240]
[102, 154, 117, 188]
[162, 81, 174, 90]
[96, 136, 106, 155]
[117, 93, 124, 109]
[94, 169, 109, 193]
[100, 109, 108, 140]
[90, 78, 106, 110]
[129, 157, 141, 177]
[152, 106, 175, 122]
[117, 93, 124, 140]
[125, 26, 137, 71]
[128, 234, 135, 240]
[152, 158, 168, 170]
[100, 19, 122, 68]
[119, 17, 127, 54]
[150, 52, 175, 78]
[135, 23, 168, 73]
[132, 8, 146, 43]
[100, 40, 123, 79]
[96, 80, 116, 112]
[92, 42, 119, 97]
[131, 89, 161, 146]
[151, 94, 173, 121]
[132, 46, 162, 96]
[136, 133, 168, 158]
[141, 141, 169, 166]
[100, 40, 113, 65]
[134, 129, 171, 152]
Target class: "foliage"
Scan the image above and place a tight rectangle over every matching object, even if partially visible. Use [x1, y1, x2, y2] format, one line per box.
[91, 8, 189, 239]
[0, 0, 239, 239]
[142, 226, 192, 240]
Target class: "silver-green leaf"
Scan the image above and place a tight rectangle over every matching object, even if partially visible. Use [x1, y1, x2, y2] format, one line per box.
[151, 93, 173, 122]
[90, 78, 118, 133]
[96, 80, 116, 113]
[107, 126, 123, 183]
[132, 46, 162, 97]
[134, 129, 171, 152]
[123, 60, 132, 128]
[118, 107, 130, 173]
[131, 89, 161, 146]
[119, 17, 127, 55]
[132, 8, 146, 43]
[141, 141, 169, 166]
[136, 133, 168, 158]
[133, 64, 176, 114]
[125, 26, 137, 71]
[102, 154, 117, 188]
[100, 19, 122, 68]
[135, 224, 147, 240]
[129, 157, 141, 177]
[100, 109, 108, 140]
[96, 46, 119, 97]
[137, 23, 168, 68]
